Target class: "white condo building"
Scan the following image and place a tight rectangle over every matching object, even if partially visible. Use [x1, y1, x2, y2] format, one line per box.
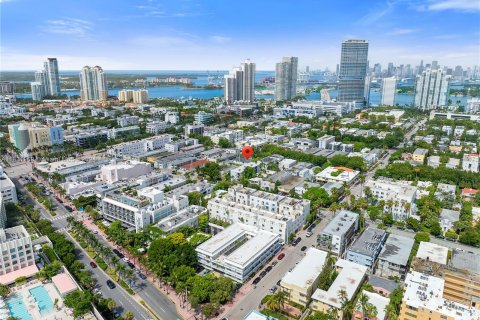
[101, 188, 188, 232]
[414, 68, 451, 110]
[275, 57, 298, 101]
[106, 135, 173, 158]
[380, 77, 396, 106]
[100, 161, 152, 184]
[207, 185, 310, 243]
[462, 153, 479, 173]
[0, 167, 17, 204]
[224, 59, 256, 104]
[466, 98, 480, 114]
[196, 223, 280, 282]
[0, 194, 6, 229]
[364, 179, 417, 221]
[0, 226, 36, 283]
[79, 66, 108, 101]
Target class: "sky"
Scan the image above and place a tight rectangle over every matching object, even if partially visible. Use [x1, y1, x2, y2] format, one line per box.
[1, 0, 479, 71]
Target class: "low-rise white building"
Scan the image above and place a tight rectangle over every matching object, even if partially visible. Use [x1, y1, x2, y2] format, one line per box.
[100, 160, 152, 184]
[157, 205, 206, 234]
[107, 135, 173, 158]
[364, 179, 417, 221]
[196, 224, 281, 282]
[317, 210, 358, 256]
[146, 121, 170, 134]
[117, 115, 140, 127]
[207, 185, 310, 243]
[316, 166, 359, 185]
[463, 153, 479, 173]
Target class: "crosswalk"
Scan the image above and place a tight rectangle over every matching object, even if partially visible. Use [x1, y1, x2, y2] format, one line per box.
[49, 215, 70, 222]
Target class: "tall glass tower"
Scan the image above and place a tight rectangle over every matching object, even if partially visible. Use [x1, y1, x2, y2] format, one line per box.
[44, 58, 61, 96]
[79, 66, 108, 101]
[275, 57, 298, 101]
[337, 40, 369, 104]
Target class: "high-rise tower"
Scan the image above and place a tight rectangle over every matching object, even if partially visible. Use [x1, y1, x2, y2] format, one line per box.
[337, 40, 369, 104]
[275, 57, 298, 101]
[79, 66, 108, 101]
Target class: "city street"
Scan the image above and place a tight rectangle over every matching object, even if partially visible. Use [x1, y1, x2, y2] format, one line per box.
[4, 164, 155, 320]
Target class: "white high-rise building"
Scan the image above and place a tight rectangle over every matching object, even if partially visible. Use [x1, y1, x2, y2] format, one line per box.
[414, 68, 451, 110]
[241, 59, 255, 103]
[275, 57, 298, 101]
[44, 58, 61, 96]
[118, 90, 134, 102]
[224, 59, 256, 104]
[133, 89, 149, 104]
[0, 226, 36, 280]
[381, 77, 396, 106]
[79, 66, 108, 101]
[337, 40, 369, 104]
[30, 82, 45, 101]
[0, 194, 6, 229]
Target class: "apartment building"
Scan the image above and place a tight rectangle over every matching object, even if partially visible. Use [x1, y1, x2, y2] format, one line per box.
[184, 124, 205, 138]
[165, 111, 179, 124]
[157, 205, 206, 234]
[146, 121, 170, 134]
[0, 167, 17, 204]
[101, 188, 188, 232]
[364, 179, 417, 221]
[107, 135, 173, 158]
[196, 224, 281, 282]
[317, 210, 359, 256]
[117, 115, 140, 127]
[399, 271, 479, 320]
[375, 234, 414, 280]
[310, 259, 368, 319]
[207, 185, 310, 243]
[99, 160, 152, 184]
[463, 154, 479, 173]
[412, 148, 428, 163]
[107, 126, 140, 139]
[0, 226, 37, 284]
[317, 135, 335, 149]
[280, 248, 328, 306]
[345, 227, 387, 269]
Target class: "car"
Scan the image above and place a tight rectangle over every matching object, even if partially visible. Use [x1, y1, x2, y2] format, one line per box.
[113, 249, 124, 259]
[113, 310, 121, 318]
[106, 280, 116, 289]
[92, 287, 101, 294]
[269, 286, 278, 293]
[271, 261, 278, 267]
[260, 270, 267, 277]
[90, 261, 97, 268]
[310, 223, 316, 229]
[138, 273, 147, 280]
[253, 277, 261, 285]
[93, 230, 98, 234]
[276, 279, 281, 286]
[122, 257, 130, 262]
[306, 232, 313, 237]
[277, 253, 285, 260]
[265, 266, 272, 272]
[65, 207, 73, 212]
[127, 262, 135, 269]
[301, 246, 307, 251]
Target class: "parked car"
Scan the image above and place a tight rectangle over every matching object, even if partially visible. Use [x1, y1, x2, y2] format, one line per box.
[113, 310, 121, 318]
[113, 249, 124, 259]
[277, 253, 285, 260]
[138, 273, 147, 280]
[90, 261, 97, 268]
[253, 277, 261, 285]
[306, 232, 313, 237]
[271, 261, 278, 267]
[122, 257, 130, 263]
[269, 285, 278, 293]
[106, 280, 116, 289]
[260, 270, 267, 277]
[127, 262, 135, 269]
[301, 246, 307, 252]
[265, 266, 272, 272]
[276, 279, 281, 286]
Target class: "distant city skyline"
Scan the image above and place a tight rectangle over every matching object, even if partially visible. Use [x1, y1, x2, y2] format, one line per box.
[1, 0, 479, 70]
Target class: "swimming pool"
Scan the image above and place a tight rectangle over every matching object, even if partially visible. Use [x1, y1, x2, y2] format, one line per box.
[29, 286, 54, 315]
[6, 294, 33, 320]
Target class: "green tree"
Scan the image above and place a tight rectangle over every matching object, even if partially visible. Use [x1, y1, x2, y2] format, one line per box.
[415, 232, 430, 243]
[0, 283, 10, 298]
[197, 162, 222, 182]
[64, 290, 93, 318]
[218, 137, 232, 148]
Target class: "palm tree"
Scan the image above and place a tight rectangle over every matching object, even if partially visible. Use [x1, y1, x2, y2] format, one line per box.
[338, 289, 353, 320]
[106, 298, 116, 312]
[358, 293, 370, 319]
[385, 303, 398, 320]
[124, 311, 134, 320]
[264, 294, 280, 311]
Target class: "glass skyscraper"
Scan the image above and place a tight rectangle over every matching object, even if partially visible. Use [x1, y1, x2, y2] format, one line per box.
[337, 40, 369, 104]
[79, 66, 108, 101]
[275, 57, 298, 101]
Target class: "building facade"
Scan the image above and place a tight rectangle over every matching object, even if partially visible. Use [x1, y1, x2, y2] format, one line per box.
[0, 226, 36, 278]
[275, 57, 298, 101]
[346, 227, 387, 269]
[224, 59, 256, 104]
[317, 210, 358, 256]
[337, 40, 369, 104]
[381, 77, 396, 106]
[375, 234, 414, 280]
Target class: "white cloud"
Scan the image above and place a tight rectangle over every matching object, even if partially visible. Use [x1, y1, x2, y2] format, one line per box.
[358, 0, 402, 25]
[426, 0, 480, 12]
[42, 18, 92, 37]
[209, 35, 231, 44]
[387, 28, 418, 35]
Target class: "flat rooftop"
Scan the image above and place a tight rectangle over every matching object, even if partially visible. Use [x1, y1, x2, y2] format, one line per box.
[347, 227, 386, 257]
[378, 234, 415, 266]
[281, 248, 327, 289]
[196, 223, 252, 257]
[416, 242, 448, 265]
[321, 210, 358, 236]
[224, 230, 279, 267]
[450, 249, 480, 274]
[311, 259, 367, 309]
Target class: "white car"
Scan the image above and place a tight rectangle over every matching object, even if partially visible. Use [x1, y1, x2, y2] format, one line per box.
[122, 257, 129, 262]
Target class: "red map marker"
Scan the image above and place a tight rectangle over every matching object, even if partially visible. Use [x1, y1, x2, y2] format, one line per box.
[242, 146, 253, 160]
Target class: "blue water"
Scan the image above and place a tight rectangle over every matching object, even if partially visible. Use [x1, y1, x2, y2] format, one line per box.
[29, 286, 54, 315]
[6, 294, 33, 320]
